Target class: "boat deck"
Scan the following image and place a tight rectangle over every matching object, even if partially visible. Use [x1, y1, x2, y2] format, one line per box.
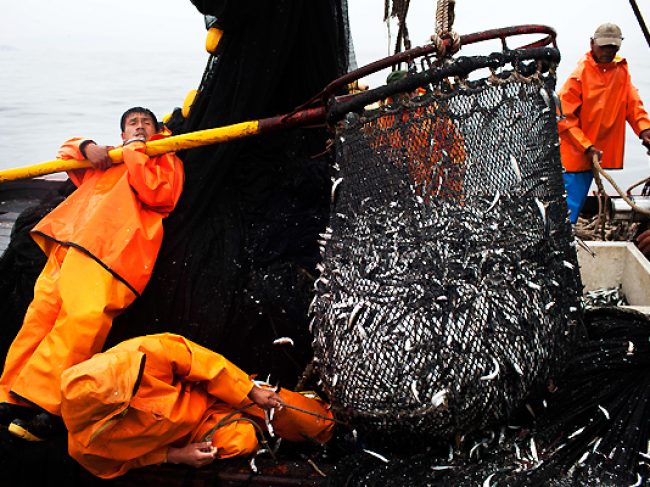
[0, 178, 66, 256]
[1, 427, 334, 486]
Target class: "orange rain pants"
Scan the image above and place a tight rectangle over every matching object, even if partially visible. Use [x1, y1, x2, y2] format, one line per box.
[0, 244, 136, 415]
[60, 333, 334, 479]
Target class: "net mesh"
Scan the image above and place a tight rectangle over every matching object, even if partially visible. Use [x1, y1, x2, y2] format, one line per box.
[311, 53, 583, 442]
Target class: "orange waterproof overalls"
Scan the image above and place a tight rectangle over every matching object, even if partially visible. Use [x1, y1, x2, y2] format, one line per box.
[0, 137, 184, 416]
[371, 101, 466, 200]
[60, 333, 334, 479]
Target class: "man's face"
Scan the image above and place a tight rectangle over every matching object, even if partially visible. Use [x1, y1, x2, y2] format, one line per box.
[591, 40, 619, 64]
[121, 112, 157, 142]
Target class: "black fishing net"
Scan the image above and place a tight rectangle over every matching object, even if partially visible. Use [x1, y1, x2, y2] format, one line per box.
[324, 306, 650, 487]
[311, 48, 584, 444]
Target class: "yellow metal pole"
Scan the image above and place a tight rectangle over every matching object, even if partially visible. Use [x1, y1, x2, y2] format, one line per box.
[0, 120, 260, 183]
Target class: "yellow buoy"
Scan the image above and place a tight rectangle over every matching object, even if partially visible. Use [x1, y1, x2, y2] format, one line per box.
[181, 89, 198, 119]
[205, 27, 223, 54]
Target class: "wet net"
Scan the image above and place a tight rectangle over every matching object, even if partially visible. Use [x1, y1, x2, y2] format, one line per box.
[322, 306, 650, 486]
[311, 47, 583, 442]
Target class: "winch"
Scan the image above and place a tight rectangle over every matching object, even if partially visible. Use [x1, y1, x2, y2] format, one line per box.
[608, 196, 650, 221]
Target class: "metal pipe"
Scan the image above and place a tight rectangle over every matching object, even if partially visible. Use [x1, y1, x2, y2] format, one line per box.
[608, 196, 650, 221]
[629, 0, 650, 48]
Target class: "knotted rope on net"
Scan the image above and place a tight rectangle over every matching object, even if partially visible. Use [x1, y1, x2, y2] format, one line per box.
[311, 42, 584, 444]
[431, 0, 461, 58]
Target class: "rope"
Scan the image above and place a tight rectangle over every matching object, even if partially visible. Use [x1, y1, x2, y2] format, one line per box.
[384, 0, 412, 60]
[591, 155, 608, 240]
[592, 154, 650, 217]
[435, 0, 452, 35]
[280, 402, 348, 427]
[199, 398, 349, 452]
[626, 175, 650, 195]
[431, 0, 461, 58]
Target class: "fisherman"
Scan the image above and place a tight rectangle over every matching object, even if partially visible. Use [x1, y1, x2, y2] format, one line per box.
[558, 23, 650, 224]
[0, 107, 185, 440]
[374, 69, 466, 199]
[59, 333, 334, 479]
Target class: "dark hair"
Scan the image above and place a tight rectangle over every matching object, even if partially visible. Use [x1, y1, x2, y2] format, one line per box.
[120, 107, 158, 132]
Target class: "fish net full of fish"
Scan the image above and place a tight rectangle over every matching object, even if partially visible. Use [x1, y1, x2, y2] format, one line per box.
[310, 49, 584, 443]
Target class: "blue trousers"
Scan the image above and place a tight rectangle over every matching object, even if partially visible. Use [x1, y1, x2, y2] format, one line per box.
[563, 171, 593, 224]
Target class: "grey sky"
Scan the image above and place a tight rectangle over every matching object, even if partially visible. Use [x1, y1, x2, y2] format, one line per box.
[2, 1, 647, 86]
[1, 1, 649, 184]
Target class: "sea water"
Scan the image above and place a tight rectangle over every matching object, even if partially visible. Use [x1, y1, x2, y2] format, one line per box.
[0, 47, 208, 177]
[0, 46, 649, 190]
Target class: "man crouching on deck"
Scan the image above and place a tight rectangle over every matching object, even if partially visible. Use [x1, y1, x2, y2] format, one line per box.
[59, 333, 334, 479]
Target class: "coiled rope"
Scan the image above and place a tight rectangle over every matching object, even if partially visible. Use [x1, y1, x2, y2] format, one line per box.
[590, 153, 650, 239]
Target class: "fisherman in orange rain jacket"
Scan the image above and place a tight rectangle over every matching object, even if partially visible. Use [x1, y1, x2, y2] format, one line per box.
[59, 333, 334, 479]
[371, 70, 466, 201]
[558, 23, 650, 223]
[0, 107, 185, 440]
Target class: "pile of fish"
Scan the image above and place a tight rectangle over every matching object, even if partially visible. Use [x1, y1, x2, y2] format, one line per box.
[311, 79, 582, 440]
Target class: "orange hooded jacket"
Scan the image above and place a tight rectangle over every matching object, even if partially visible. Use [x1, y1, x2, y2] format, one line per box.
[371, 104, 466, 199]
[558, 52, 650, 173]
[60, 333, 334, 479]
[31, 135, 184, 295]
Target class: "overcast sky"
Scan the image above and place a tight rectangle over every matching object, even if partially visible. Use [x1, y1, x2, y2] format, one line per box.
[2, 1, 648, 85]
[1, 1, 649, 182]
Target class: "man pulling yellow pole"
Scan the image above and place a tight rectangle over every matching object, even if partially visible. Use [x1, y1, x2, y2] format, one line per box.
[0, 108, 326, 183]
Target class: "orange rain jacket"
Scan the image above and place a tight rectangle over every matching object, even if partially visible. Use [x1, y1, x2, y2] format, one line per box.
[558, 52, 650, 173]
[371, 104, 466, 200]
[60, 333, 334, 479]
[31, 135, 184, 295]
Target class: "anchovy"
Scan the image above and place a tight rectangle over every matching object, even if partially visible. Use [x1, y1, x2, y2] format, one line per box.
[510, 155, 522, 183]
[525, 403, 535, 418]
[591, 437, 602, 453]
[534, 197, 546, 228]
[485, 191, 501, 214]
[576, 450, 589, 466]
[331, 177, 343, 204]
[480, 357, 500, 381]
[410, 380, 421, 402]
[264, 410, 275, 437]
[431, 389, 449, 407]
[530, 438, 539, 463]
[628, 474, 643, 487]
[598, 405, 610, 420]
[362, 449, 390, 463]
[568, 426, 585, 439]
[483, 473, 496, 487]
[552, 90, 566, 121]
[470, 440, 488, 459]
